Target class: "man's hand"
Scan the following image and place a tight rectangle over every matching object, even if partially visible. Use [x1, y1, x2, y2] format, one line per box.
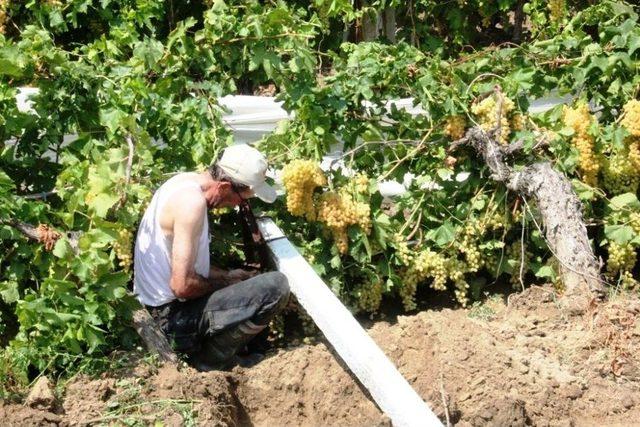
[209, 265, 259, 290]
[226, 268, 259, 284]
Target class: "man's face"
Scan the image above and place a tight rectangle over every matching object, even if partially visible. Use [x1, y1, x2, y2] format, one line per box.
[223, 184, 255, 207]
[205, 181, 254, 208]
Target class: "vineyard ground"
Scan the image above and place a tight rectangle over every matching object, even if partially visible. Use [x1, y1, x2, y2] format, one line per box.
[1, 284, 639, 426]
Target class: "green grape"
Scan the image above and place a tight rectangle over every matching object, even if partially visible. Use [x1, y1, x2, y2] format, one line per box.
[603, 153, 639, 195]
[358, 279, 384, 313]
[606, 242, 636, 275]
[563, 104, 600, 187]
[114, 229, 133, 271]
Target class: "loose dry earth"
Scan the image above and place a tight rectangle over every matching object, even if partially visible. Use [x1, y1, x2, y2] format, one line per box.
[2, 285, 640, 426]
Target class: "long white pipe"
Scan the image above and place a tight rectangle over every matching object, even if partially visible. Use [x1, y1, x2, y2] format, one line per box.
[257, 218, 442, 427]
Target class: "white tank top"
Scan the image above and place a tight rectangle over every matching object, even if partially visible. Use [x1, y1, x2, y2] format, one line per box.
[133, 174, 210, 307]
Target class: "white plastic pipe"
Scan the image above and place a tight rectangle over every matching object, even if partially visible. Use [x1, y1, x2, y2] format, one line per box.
[257, 218, 442, 427]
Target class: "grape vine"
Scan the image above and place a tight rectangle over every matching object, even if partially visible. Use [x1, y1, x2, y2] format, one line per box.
[0, 0, 639, 392]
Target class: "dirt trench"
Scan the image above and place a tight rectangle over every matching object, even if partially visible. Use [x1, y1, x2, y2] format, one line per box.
[2, 285, 640, 426]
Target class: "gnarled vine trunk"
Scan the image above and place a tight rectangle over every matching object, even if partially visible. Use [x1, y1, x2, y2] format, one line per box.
[506, 162, 603, 300]
[451, 125, 605, 310]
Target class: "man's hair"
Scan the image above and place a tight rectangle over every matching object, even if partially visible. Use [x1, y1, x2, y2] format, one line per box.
[208, 163, 249, 191]
[208, 163, 227, 181]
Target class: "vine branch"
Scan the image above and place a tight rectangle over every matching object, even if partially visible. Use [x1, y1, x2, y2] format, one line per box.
[0, 218, 177, 363]
[117, 134, 135, 209]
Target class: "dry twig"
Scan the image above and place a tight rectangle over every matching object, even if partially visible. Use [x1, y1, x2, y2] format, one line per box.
[439, 372, 451, 427]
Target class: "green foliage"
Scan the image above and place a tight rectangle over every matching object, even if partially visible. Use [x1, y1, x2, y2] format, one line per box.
[0, 0, 639, 394]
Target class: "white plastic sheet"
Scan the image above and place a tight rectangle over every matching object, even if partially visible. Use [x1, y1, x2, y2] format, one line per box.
[219, 95, 292, 144]
[12, 88, 575, 178]
[14, 88, 571, 143]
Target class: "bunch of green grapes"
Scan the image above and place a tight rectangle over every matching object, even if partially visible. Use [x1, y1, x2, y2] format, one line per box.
[548, 0, 566, 22]
[114, 229, 133, 270]
[628, 141, 640, 170]
[297, 306, 317, 338]
[88, 19, 103, 34]
[602, 152, 639, 195]
[354, 173, 369, 194]
[438, 257, 469, 307]
[400, 248, 448, 310]
[316, 190, 371, 254]
[630, 212, 640, 235]
[621, 99, 640, 137]
[0, 0, 8, 34]
[606, 242, 636, 275]
[620, 271, 638, 289]
[268, 314, 285, 342]
[458, 235, 482, 272]
[282, 160, 326, 220]
[357, 279, 384, 313]
[453, 279, 470, 307]
[458, 213, 507, 273]
[211, 207, 232, 216]
[463, 214, 502, 237]
[443, 115, 467, 140]
[563, 104, 600, 187]
[512, 114, 525, 131]
[505, 241, 532, 288]
[393, 233, 414, 266]
[485, 211, 507, 230]
[398, 278, 418, 311]
[471, 95, 516, 144]
[137, 195, 151, 216]
[484, 252, 500, 277]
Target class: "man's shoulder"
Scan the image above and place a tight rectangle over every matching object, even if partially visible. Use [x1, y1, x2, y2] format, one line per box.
[163, 177, 206, 224]
[172, 187, 207, 213]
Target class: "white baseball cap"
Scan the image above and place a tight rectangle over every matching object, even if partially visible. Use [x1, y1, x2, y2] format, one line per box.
[217, 145, 278, 203]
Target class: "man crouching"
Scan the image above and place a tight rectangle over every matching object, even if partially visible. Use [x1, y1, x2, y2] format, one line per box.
[133, 145, 289, 370]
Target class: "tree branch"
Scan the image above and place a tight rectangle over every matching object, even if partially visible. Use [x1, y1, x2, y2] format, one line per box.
[512, 0, 525, 43]
[22, 190, 59, 200]
[2, 220, 41, 240]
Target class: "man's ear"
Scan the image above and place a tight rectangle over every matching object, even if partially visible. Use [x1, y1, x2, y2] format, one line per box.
[217, 181, 233, 193]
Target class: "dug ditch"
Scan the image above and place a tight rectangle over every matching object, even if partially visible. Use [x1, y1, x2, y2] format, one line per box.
[2, 285, 639, 426]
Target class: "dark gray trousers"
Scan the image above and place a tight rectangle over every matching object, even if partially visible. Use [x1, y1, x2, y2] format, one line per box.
[149, 271, 290, 367]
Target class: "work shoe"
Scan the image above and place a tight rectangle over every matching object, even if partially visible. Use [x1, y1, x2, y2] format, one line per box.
[192, 322, 266, 371]
[192, 353, 265, 372]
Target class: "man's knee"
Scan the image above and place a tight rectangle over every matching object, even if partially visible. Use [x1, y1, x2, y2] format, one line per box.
[262, 271, 290, 306]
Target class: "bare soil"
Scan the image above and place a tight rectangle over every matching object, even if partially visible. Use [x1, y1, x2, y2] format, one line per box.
[2, 285, 639, 426]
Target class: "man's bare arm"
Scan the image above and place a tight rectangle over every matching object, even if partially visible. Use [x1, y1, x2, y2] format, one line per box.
[169, 196, 214, 299]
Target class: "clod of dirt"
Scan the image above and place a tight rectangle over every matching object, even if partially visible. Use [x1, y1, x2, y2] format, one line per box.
[473, 398, 528, 427]
[0, 403, 61, 426]
[150, 364, 238, 426]
[25, 376, 56, 411]
[63, 377, 116, 423]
